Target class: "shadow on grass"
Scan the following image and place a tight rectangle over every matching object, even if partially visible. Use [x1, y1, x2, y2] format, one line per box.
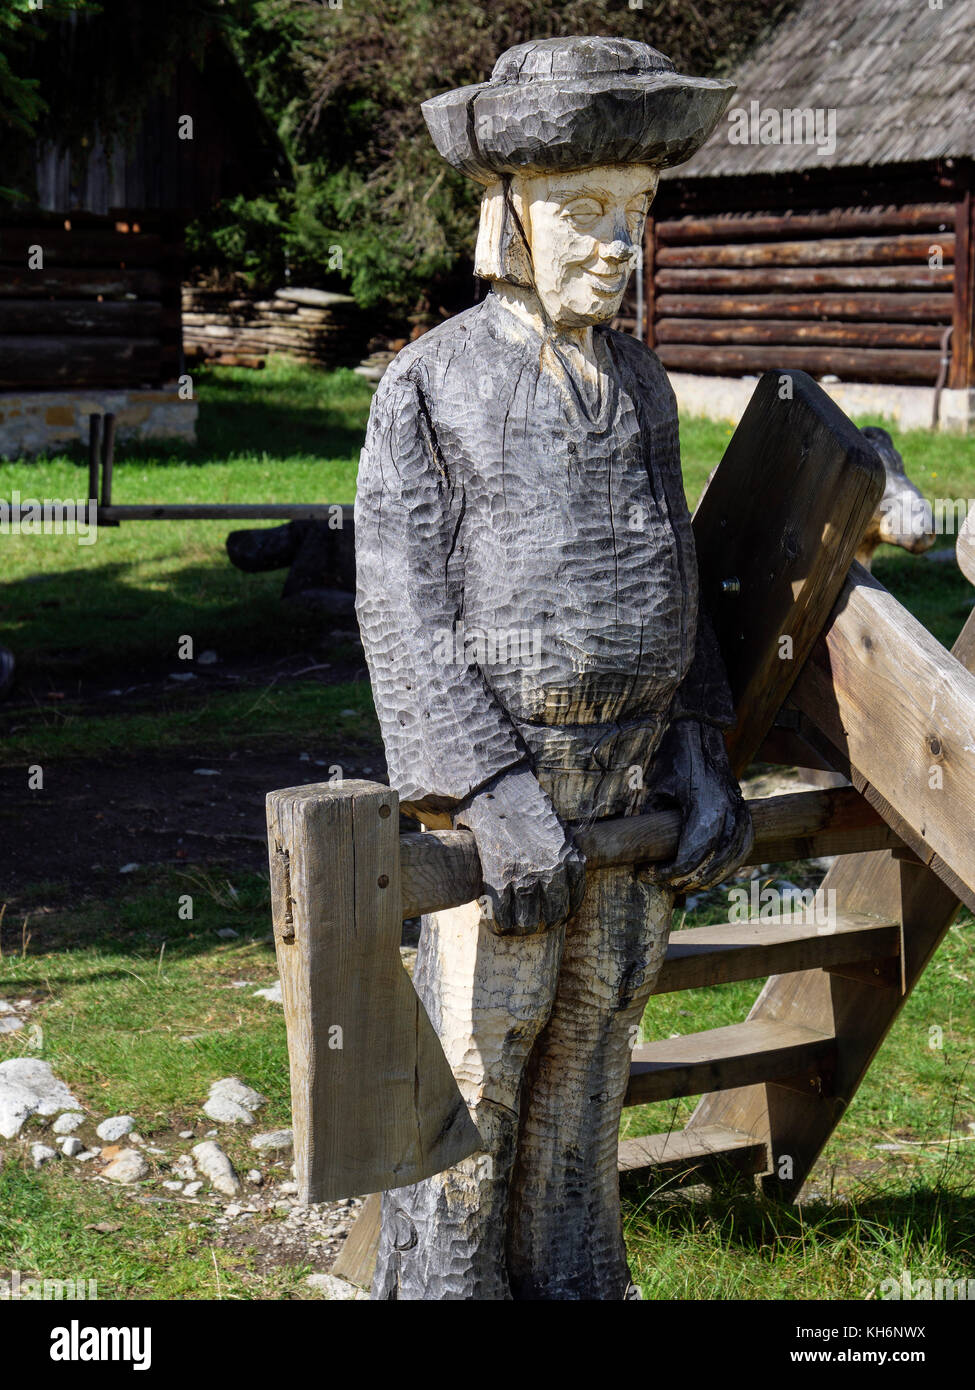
[20, 364, 375, 472]
[623, 1173, 975, 1268]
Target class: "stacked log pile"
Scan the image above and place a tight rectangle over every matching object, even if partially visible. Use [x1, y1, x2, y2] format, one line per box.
[181, 286, 369, 369]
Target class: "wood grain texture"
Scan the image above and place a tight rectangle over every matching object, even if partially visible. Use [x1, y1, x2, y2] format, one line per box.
[686, 580, 975, 1200]
[653, 911, 901, 995]
[657, 344, 942, 383]
[267, 780, 480, 1204]
[625, 1020, 836, 1106]
[655, 292, 953, 321]
[790, 563, 975, 910]
[330, 1193, 382, 1289]
[657, 235, 954, 268]
[691, 370, 884, 777]
[371, 863, 674, 1300]
[654, 206, 956, 242]
[616, 1125, 768, 1180]
[398, 786, 897, 918]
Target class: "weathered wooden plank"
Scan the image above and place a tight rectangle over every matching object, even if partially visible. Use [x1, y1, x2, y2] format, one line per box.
[655, 292, 954, 321]
[656, 265, 955, 293]
[655, 318, 945, 349]
[0, 299, 163, 336]
[399, 786, 895, 919]
[0, 229, 163, 266]
[330, 1192, 382, 1289]
[657, 235, 954, 269]
[790, 562, 975, 911]
[657, 344, 943, 383]
[655, 206, 956, 243]
[948, 171, 974, 390]
[653, 912, 901, 995]
[267, 781, 480, 1204]
[624, 1020, 836, 1106]
[693, 369, 885, 775]
[0, 335, 161, 388]
[688, 577, 975, 1200]
[616, 1125, 768, 1180]
[0, 267, 163, 299]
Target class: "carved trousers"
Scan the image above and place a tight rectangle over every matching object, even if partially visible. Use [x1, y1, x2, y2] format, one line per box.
[371, 862, 674, 1300]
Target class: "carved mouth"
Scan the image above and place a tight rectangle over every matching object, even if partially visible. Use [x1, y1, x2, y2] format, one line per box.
[588, 272, 627, 296]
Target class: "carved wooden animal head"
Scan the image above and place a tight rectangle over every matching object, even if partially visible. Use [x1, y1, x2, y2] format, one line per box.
[855, 426, 936, 570]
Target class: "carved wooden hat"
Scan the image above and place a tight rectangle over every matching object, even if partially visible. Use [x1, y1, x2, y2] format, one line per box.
[422, 36, 735, 184]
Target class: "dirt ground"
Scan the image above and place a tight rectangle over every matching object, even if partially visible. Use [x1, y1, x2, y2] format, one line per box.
[0, 642, 385, 900]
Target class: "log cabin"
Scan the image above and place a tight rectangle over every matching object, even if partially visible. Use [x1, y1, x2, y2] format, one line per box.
[617, 0, 975, 431]
[0, 25, 286, 457]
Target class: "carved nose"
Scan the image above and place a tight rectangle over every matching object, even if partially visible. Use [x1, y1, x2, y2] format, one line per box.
[603, 238, 636, 267]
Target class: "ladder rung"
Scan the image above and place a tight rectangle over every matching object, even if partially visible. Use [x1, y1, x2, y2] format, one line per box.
[617, 1124, 768, 1182]
[653, 911, 899, 994]
[625, 1020, 836, 1106]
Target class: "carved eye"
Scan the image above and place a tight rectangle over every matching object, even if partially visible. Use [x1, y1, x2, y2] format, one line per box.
[561, 199, 603, 229]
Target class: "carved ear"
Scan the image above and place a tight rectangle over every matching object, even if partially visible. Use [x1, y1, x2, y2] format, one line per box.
[474, 180, 533, 288]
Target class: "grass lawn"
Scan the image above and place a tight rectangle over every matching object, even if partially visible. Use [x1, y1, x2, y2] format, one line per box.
[1, 358, 974, 1300]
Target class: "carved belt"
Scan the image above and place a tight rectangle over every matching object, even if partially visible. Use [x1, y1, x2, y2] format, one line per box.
[513, 714, 666, 823]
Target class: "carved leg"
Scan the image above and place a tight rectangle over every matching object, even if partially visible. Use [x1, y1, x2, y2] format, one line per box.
[507, 865, 673, 1300]
[372, 897, 563, 1300]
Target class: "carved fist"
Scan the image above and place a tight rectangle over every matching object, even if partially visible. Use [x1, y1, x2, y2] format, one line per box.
[642, 719, 754, 892]
[453, 765, 586, 936]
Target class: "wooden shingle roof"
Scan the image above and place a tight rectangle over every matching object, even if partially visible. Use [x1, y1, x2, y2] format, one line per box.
[673, 0, 975, 178]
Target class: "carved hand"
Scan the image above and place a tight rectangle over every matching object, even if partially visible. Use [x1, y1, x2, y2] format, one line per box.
[642, 719, 753, 892]
[452, 765, 586, 936]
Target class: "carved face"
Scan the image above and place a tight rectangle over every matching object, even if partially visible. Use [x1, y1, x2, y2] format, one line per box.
[513, 164, 659, 327]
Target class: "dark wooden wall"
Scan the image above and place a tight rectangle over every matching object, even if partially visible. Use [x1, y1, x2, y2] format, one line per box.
[617, 160, 973, 390]
[0, 212, 183, 390]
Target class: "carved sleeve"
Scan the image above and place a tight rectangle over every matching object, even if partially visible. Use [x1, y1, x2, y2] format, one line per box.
[354, 370, 530, 811]
[669, 605, 735, 728]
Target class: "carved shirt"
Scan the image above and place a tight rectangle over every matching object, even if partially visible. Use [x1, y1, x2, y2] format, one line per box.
[354, 291, 734, 821]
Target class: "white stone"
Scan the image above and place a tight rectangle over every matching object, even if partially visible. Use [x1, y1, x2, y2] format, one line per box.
[305, 1273, 362, 1300]
[162, 1180, 184, 1192]
[216, 928, 239, 940]
[53, 1112, 85, 1135]
[203, 1076, 267, 1126]
[75, 1151, 100, 1162]
[173, 1155, 197, 1182]
[61, 1136, 83, 1158]
[96, 1115, 136, 1142]
[102, 1149, 149, 1183]
[0, 1016, 23, 1034]
[0, 1059, 80, 1138]
[191, 1141, 241, 1197]
[178, 1130, 194, 1139]
[31, 1142, 58, 1169]
[252, 980, 282, 1004]
[183, 1181, 203, 1197]
[249, 1128, 293, 1154]
[246, 1169, 263, 1184]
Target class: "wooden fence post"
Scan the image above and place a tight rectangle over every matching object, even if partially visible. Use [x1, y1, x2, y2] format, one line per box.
[266, 779, 480, 1204]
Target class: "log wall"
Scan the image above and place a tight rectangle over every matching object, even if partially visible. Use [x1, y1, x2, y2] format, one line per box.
[0, 212, 180, 390]
[615, 164, 974, 389]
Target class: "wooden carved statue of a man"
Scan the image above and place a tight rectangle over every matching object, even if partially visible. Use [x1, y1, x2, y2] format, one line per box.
[355, 36, 753, 1300]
